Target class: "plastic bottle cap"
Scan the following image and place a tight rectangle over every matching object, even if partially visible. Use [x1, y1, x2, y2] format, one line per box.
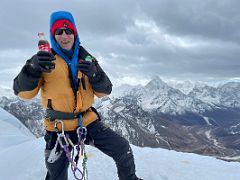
[38, 32, 44, 36]
[85, 55, 93, 62]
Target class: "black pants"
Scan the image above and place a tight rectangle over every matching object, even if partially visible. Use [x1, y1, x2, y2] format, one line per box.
[44, 120, 138, 180]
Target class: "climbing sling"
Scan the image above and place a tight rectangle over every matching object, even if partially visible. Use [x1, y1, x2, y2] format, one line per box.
[46, 109, 88, 180]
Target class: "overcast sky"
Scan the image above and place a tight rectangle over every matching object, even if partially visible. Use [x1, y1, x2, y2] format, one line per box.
[1, 0, 240, 88]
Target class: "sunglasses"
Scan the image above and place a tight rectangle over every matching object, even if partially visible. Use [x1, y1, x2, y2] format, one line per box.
[54, 28, 74, 35]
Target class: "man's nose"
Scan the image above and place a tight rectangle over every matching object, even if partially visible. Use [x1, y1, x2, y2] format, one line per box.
[61, 31, 68, 38]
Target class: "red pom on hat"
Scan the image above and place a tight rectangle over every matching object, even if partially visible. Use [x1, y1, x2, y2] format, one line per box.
[51, 19, 77, 37]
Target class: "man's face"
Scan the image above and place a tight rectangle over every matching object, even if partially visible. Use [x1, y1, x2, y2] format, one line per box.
[54, 28, 75, 50]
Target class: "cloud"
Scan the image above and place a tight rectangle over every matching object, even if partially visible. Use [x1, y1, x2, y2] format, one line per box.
[0, 0, 240, 87]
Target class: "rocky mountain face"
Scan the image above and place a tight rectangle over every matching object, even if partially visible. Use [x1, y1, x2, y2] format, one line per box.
[0, 96, 44, 137]
[1, 77, 240, 161]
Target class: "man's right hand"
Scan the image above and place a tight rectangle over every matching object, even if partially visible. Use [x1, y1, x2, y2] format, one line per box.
[29, 51, 56, 73]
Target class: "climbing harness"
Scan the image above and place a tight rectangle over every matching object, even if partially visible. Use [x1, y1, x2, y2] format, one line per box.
[44, 105, 99, 180]
[54, 120, 88, 180]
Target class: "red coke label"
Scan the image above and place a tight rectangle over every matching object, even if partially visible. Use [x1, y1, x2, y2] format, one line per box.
[38, 32, 51, 53]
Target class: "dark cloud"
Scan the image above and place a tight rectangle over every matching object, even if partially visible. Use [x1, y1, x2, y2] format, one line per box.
[138, 0, 240, 42]
[0, 0, 240, 85]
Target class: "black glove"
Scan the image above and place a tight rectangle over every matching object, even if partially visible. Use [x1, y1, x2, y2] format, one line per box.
[29, 51, 56, 73]
[77, 60, 99, 79]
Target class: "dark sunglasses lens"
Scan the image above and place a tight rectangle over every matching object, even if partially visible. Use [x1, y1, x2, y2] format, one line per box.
[55, 29, 73, 35]
[65, 29, 74, 35]
[55, 29, 64, 35]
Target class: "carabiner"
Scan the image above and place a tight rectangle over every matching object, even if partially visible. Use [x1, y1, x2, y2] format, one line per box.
[54, 120, 65, 134]
[77, 127, 87, 141]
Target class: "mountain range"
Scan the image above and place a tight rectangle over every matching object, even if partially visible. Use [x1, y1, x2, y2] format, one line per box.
[1, 107, 240, 180]
[1, 77, 240, 161]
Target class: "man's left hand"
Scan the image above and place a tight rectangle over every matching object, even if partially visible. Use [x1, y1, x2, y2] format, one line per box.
[77, 60, 98, 78]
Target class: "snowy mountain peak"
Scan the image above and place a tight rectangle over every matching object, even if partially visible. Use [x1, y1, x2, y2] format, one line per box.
[194, 81, 208, 88]
[219, 81, 240, 90]
[145, 76, 168, 90]
[168, 80, 195, 95]
[0, 85, 14, 98]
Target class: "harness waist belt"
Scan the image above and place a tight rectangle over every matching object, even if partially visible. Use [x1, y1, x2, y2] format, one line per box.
[45, 109, 83, 121]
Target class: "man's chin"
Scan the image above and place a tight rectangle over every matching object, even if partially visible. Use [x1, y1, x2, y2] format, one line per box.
[60, 45, 71, 51]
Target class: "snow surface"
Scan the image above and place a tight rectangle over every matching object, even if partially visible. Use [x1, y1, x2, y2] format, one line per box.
[0, 108, 34, 150]
[0, 107, 240, 180]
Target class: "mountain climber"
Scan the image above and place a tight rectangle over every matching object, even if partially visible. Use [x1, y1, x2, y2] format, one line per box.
[13, 10, 142, 180]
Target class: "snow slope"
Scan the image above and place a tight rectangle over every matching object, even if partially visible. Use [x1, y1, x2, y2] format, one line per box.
[0, 108, 240, 180]
[0, 108, 34, 150]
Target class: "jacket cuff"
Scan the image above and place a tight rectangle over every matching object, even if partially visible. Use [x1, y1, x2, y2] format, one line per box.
[89, 72, 112, 94]
[13, 64, 41, 95]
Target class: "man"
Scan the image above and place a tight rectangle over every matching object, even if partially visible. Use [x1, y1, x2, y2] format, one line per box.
[13, 11, 142, 180]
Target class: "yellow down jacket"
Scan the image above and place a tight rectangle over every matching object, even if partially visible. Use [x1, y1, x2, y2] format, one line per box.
[17, 54, 108, 132]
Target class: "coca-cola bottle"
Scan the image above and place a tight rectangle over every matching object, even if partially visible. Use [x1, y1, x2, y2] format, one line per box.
[38, 32, 51, 53]
[38, 32, 55, 70]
